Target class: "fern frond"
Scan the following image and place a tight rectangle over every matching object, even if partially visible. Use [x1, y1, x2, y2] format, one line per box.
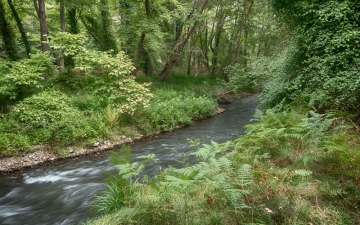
[294, 169, 313, 177]
[162, 175, 195, 189]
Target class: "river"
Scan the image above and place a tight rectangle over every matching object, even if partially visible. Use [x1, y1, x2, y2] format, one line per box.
[0, 94, 258, 225]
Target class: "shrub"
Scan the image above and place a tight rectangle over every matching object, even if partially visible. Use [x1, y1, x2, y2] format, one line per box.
[0, 52, 56, 100]
[10, 90, 109, 146]
[11, 90, 80, 128]
[49, 32, 152, 114]
[134, 89, 217, 133]
[0, 115, 30, 156]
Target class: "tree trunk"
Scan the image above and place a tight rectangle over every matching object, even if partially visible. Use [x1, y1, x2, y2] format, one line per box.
[57, 1, 65, 71]
[34, 0, 49, 52]
[7, 0, 30, 57]
[132, 31, 146, 76]
[0, 0, 19, 60]
[34, 0, 49, 81]
[158, 0, 209, 81]
[211, 14, 225, 76]
[232, 0, 248, 66]
[67, 8, 78, 34]
[132, 0, 151, 76]
[99, 0, 117, 53]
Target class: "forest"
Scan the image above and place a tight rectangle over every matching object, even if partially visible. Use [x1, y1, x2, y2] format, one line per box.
[0, 0, 360, 224]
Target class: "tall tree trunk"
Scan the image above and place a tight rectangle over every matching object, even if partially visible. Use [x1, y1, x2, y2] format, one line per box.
[57, 1, 65, 71]
[99, 0, 117, 53]
[211, 14, 225, 76]
[65, 7, 78, 68]
[0, 0, 19, 60]
[34, 0, 49, 52]
[132, 31, 146, 76]
[158, 0, 209, 81]
[34, 0, 49, 81]
[187, 31, 195, 75]
[67, 8, 79, 34]
[232, 0, 248, 66]
[7, 0, 30, 57]
[132, 0, 151, 76]
[200, 21, 211, 73]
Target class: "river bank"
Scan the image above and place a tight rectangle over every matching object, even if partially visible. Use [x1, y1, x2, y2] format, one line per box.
[0, 107, 226, 174]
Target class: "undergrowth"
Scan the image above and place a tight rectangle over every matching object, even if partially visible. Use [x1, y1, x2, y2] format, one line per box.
[0, 73, 219, 157]
[87, 108, 360, 225]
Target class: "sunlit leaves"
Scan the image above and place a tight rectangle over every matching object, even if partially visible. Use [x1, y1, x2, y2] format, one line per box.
[0, 52, 55, 99]
[50, 32, 152, 114]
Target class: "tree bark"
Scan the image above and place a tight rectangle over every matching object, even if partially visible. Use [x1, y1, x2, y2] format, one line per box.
[0, 0, 19, 60]
[67, 8, 79, 34]
[7, 0, 30, 57]
[132, 31, 146, 76]
[132, 0, 151, 76]
[34, 0, 49, 52]
[158, 0, 209, 81]
[232, 0, 248, 66]
[57, 1, 65, 71]
[211, 14, 225, 76]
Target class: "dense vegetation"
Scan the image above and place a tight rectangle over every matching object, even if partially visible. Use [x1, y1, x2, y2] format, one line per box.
[1, 0, 360, 224]
[0, 0, 270, 157]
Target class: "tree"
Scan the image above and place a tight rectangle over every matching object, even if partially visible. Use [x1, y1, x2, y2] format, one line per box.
[0, 0, 19, 60]
[34, 0, 49, 52]
[158, 0, 209, 81]
[81, 0, 118, 53]
[132, 0, 151, 76]
[7, 0, 30, 57]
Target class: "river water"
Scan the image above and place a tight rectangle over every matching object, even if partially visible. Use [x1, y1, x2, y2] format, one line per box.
[0, 95, 258, 225]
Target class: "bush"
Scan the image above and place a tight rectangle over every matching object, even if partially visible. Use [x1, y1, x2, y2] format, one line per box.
[10, 90, 109, 146]
[0, 115, 30, 156]
[50, 32, 152, 114]
[133, 89, 217, 133]
[0, 52, 56, 100]
[11, 90, 80, 128]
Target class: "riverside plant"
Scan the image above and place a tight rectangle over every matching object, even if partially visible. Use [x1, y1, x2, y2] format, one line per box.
[89, 141, 253, 225]
[88, 108, 360, 224]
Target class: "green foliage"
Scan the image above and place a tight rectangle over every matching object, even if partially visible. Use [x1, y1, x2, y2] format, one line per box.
[9, 90, 108, 146]
[50, 32, 152, 114]
[223, 58, 269, 93]
[235, 107, 360, 224]
[11, 90, 78, 128]
[0, 115, 30, 156]
[89, 141, 253, 224]
[0, 52, 55, 100]
[266, 0, 360, 112]
[133, 89, 217, 133]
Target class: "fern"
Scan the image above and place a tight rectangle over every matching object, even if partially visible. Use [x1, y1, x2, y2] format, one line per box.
[294, 169, 313, 177]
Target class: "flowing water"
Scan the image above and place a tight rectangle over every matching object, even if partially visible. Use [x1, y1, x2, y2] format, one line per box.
[0, 95, 258, 225]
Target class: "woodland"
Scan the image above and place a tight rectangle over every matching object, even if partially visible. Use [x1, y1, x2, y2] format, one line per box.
[1, 0, 360, 224]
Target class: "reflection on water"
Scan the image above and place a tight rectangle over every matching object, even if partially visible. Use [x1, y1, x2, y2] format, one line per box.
[0, 95, 258, 225]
